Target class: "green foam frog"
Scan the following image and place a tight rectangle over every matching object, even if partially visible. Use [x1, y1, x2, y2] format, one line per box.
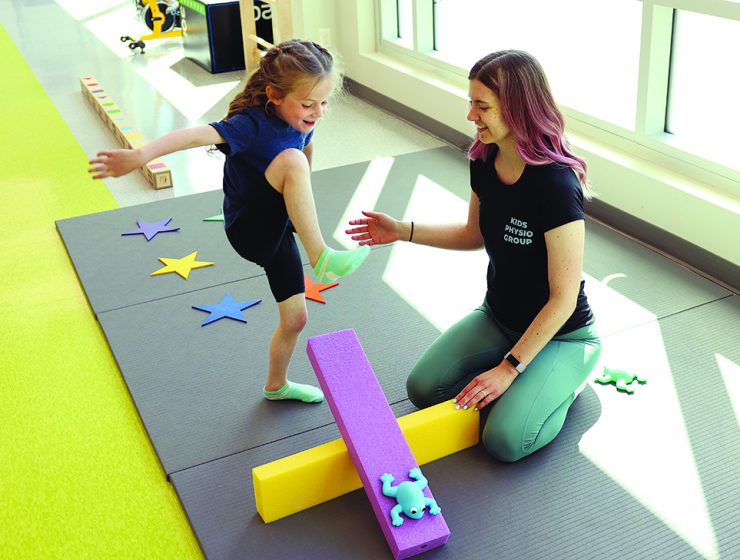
[594, 367, 647, 394]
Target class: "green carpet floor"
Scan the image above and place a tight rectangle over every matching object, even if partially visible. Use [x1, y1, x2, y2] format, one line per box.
[0, 23, 202, 559]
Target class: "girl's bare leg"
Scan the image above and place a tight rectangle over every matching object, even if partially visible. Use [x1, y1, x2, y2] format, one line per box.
[263, 292, 323, 403]
[265, 149, 327, 266]
[265, 149, 370, 282]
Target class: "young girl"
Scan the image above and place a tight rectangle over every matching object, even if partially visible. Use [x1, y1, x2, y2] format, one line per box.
[347, 50, 601, 462]
[89, 39, 370, 404]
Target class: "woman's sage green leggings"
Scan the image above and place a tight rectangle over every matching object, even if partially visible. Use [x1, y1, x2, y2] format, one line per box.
[407, 302, 601, 462]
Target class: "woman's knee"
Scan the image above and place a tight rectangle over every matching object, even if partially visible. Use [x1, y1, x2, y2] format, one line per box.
[481, 422, 529, 462]
[406, 364, 439, 409]
[482, 400, 572, 462]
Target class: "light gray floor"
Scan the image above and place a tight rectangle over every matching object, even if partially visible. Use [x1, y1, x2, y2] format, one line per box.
[0, 0, 445, 208]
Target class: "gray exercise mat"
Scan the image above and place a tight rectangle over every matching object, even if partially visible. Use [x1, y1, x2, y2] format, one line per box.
[172, 296, 739, 560]
[374, 146, 472, 214]
[56, 147, 738, 559]
[98, 246, 442, 475]
[55, 160, 369, 315]
[583, 220, 730, 336]
[55, 189, 258, 315]
[56, 146, 471, 316]
[585, 295, 740, 560]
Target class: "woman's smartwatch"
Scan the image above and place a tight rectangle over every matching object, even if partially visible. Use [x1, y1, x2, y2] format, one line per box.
[504, 351, 527, 373]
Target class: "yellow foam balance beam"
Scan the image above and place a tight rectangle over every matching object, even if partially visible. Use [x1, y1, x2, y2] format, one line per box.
[253, 401, 479, 523]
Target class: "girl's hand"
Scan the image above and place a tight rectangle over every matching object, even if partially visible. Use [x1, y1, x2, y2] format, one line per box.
[346, 210, 401, 246]
[88, 149, 145, 179]
[453, 363, 518, 411]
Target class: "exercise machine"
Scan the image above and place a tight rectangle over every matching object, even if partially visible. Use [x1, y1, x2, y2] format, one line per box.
[121, 0, 182, 54]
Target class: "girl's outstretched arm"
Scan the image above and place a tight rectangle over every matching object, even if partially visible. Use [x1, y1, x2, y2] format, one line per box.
[88, 125, 225, 179]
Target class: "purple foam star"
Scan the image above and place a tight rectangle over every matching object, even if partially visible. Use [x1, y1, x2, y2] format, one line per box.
[192, 294, 261, 326]
[122, 218, 179, 241]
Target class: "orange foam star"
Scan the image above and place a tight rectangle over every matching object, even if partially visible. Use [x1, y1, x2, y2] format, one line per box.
[304, 275, 339, 304]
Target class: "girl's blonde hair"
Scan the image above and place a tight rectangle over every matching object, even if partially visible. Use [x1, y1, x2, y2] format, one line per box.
[226, 39, 338, 119]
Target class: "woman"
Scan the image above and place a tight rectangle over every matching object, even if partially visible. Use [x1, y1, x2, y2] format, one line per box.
[347, 50, 601, 461]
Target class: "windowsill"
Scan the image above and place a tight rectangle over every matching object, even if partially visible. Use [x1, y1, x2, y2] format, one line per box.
[568, 131, 739, 212]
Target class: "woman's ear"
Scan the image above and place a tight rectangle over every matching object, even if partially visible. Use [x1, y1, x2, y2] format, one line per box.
[265, 85, 283, 106]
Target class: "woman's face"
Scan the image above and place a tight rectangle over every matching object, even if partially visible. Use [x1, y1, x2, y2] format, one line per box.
[467, 79, 511, 145]
[269, 77, 333, 133]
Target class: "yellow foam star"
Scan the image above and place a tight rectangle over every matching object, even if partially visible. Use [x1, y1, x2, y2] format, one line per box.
[151, 251, 214, 279]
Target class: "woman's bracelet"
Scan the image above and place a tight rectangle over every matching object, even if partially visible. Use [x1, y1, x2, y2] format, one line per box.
[408, 221, 414, 242]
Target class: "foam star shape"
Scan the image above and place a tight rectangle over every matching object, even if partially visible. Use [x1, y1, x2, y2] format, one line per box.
[122, 217, 179, 241]
[192, 293, 261, 326]
[304, 274, 339, 304]
[151, 251, 214, 279]
[203, 210, 224, 222]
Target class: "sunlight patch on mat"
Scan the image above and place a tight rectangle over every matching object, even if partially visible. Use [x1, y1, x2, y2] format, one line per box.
[580, 320, 719, 560]
[382, 174, 488, 332]
[332, 156, 395, 249]
[584, 272, 656, 335]
[717, 353, 740, 429]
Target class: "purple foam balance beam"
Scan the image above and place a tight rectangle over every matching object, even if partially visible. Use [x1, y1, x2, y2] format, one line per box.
[307, 329, 450, 559]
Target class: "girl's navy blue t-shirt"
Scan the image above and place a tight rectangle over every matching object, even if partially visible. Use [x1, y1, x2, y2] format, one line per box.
[470, 146, 594, 334]
[210, 106, 313, 228]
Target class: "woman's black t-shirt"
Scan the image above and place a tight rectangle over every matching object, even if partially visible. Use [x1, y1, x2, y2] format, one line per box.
[469, 147, 594, 334]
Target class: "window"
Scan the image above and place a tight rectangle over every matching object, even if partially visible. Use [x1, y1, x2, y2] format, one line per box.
[666, 9, 740, 171]
[395, 0, 414, 48]
[380, 0, 740, 181]
[432, 0, 642, 131]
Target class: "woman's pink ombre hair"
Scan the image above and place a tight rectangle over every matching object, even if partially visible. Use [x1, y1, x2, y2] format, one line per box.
[468, 50, 590, 193]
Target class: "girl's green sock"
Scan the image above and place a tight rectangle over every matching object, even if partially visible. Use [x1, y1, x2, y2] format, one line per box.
[263, 380, 324, 403]
[313, 245, 371, 283]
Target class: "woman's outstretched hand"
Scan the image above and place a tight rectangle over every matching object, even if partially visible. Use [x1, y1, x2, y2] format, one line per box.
[88, 149, 145, 179]
[346, 210, 401, 246]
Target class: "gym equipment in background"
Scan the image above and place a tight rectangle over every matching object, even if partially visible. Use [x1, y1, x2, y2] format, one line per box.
[121, 0, 183, 54]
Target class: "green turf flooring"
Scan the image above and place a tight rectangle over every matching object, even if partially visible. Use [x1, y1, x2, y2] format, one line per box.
[0, 22, 202, 559]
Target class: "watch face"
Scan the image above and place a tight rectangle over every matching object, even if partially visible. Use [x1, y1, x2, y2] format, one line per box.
[505, 352, 525, 372]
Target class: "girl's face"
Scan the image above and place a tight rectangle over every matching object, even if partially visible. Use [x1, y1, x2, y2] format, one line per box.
[268, 77, 334, 133]
[467, 79, 511, 145]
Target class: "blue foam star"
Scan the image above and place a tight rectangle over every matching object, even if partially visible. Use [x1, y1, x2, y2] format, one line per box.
[192, 293, 261, 326]
[122, 218, 179, 241]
